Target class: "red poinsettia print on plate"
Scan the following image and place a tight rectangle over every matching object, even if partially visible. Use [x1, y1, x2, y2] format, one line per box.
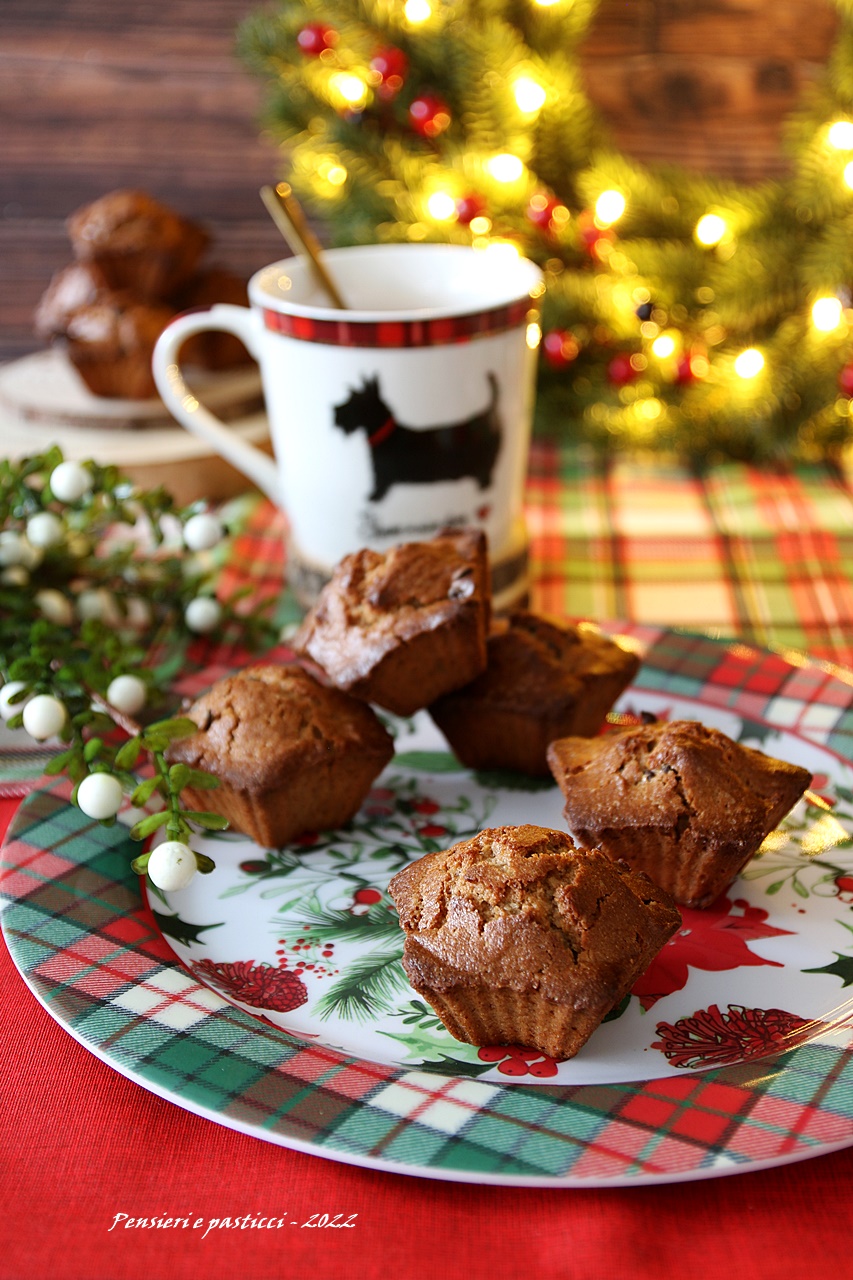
[652, 1003, 814, 1069]
[477, 1046, 560, 1077]
[191, 959, 308, 1013]
[632, 895, 794, 1011]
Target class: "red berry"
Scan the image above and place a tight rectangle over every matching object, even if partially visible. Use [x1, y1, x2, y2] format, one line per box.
[353, 887, 382, 905]
[542, 329, 579, 369]
[412, 798, 440, 814]
[607, 353, 639, 386]
[836, 875, 853, 894]
[370, 46, 407, 98]
[297, 23, 336, 55]
[409, 94, 451, 138]
[455, 193, 486, 225]
[419, 823, 447, 838]
[527, 1058, 559, 1078]
[239, 859, 270, 874]
[839, 363, 853, 397]
[477, 1046, 510, 1062]
[497, 1057, 530, 1076]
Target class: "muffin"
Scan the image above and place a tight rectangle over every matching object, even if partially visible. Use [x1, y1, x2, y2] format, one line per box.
[547, 720, 812, 909]
[67, 189, 208, 298]
[388, 824, 680, 1061]
[34, 262, 112, 340]
[429, 612, 640, 774]
[167, 663, 394, 848]
[293, 530, 491, 716]
[61, 293, 175, 399]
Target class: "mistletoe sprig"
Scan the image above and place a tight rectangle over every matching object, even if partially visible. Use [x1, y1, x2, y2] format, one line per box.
[0, 447, 277, 891]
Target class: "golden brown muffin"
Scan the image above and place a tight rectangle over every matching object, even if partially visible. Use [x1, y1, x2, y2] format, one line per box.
[174, 267, 252, 369]
[388, 824, 680, 1060]
[547, 720, 812, 909]
[167, 663, 394, 848]
[293, 530, 491, 716]
[61, 293, 175, 399]
[67, 189, 208, 298]
[34, 262, 112, 340]
[429, 612, 640, 774]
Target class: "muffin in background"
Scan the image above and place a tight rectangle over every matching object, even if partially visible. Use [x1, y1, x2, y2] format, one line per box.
[429, 612, 640, 775]
[388, 824, 680, 1061]
[34, 262, 112, 341]
[63, 293, 176, 399]
[174, 267, 253, 370]
[293, 530, 491, 717]
[547, 719, 812, 909]
[66, 189, 209, 299]
[167, 663, 394, 848]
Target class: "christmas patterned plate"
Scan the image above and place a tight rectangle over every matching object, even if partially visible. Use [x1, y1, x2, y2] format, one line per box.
[3, 626, 853, 1186]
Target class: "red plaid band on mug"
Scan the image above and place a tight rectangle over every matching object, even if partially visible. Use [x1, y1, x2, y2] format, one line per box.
[262, 298, 534, 347]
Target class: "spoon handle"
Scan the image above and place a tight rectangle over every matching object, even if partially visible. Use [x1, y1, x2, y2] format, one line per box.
[260, 184, 348, 310]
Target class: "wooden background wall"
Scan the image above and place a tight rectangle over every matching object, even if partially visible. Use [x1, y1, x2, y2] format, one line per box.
[0, 0, 839, 365]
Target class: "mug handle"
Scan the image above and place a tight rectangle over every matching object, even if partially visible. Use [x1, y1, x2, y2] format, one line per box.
[152, 305, 281, 505]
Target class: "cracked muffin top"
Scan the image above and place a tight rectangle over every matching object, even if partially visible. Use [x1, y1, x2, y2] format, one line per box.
[547, 720, 812, 849]
[388, 824, 679, 1005]
[293, 529, 490, 713]
[167, 662, 394, 792]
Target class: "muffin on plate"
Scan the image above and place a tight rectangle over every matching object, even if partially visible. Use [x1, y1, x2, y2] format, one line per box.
[67, 189, 209, 299]
[429, 612, 640, 774]
[293, 530, 491, 716]
[388, 824, 680, 1061]
[547, 719, 812, 909]
[61, 292, 176, 399]
[167, 663, 394, 848]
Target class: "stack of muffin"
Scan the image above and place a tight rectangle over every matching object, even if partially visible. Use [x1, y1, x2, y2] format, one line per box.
[168, 529, 810, 1062]
[35, 190, 252, 399]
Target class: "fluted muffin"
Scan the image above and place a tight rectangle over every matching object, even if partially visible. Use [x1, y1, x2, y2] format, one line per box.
[429, 612, 640, 774]
[67, 189, 208, 298]
[59, 292, 175, 399]
[293, 530, 491, 716]
[388, 824, 680, 1061]
[167, 663, 394, 848]
[547, 720, 812, 909]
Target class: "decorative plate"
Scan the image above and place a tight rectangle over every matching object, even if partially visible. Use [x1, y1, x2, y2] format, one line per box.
[3, 626, 853, 1186]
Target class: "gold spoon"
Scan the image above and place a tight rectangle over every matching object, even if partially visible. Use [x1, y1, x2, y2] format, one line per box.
[260, 183, 348, 310]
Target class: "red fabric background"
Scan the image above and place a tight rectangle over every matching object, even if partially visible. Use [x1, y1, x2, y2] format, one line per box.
[2, 792, 852, 1280]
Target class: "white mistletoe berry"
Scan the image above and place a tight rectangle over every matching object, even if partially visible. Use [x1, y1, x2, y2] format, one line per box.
[77, 772, 124, 821]
[0, 530, 27, 567]
[77, 587, 121, 626]
[26, 511, 64, 549]
[185, 596, 222, 633]
[0, 681, 30, 722]
[106, 674, 147, 716]
[147, 841, 197, 891]
[22, 694, 67, 741]
[35, 588, 75, 627]
[50, 460, 93, 503]
[1, 566, 29, 587]
[183, 512, 225, 552]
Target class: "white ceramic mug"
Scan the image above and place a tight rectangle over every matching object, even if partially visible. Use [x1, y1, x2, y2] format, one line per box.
[153, 243, 544, 604]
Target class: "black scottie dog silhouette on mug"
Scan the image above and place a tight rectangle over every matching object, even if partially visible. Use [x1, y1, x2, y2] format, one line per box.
[333, 373, 502, 502]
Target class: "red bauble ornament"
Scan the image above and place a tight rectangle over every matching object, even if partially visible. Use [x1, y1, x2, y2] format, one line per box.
[542, 330, 580, 369]
[409, 94, 451, 138]
[676, 353, 702, 386]
[455, 193, 486, 225]
[297, 22, 336, 55]
[526, 193, 560, 230]
[607, 354, 639, 386]
[578, 210, 613, 257]
[370, 46, 408, 98]
[839, 363, 853, 397]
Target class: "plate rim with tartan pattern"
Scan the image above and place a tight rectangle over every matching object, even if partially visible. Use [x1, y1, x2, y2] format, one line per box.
[3, 624, 853, 1187]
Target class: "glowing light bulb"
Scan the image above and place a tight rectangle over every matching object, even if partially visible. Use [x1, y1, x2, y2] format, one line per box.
[427, 191, 457, 221]
[469, 215, 491, 236]
[734, 348, 764, 379]
[652, 334, 676, 358]
[526, 322, 542, 349]
[811, 296, 843, 332]
[695, 213, 728, 246]
[594, 190, 626, 226]
[829, 120, 853, 150]
[513, 76, 547, 114]
[404, 0, 431, 22]
[533, 0, 561, 7]
[487, 153, 524, 183]
[844, 161, 853, 190]
[329, 73, 369, 109]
